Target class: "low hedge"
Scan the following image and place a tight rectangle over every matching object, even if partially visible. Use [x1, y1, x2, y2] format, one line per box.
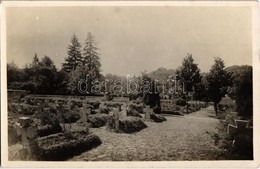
[33, 131, 102, 160]
[175, 98, 186, 106]
[107, 116, 147, 133]
[87, 114, 111, 128]
[104, 102, 123, 108]
[127, 109, 142, 118]
[86, 101, 100, 109]
[127, 103, 143, 114]
[36, 124, 62, 137]
[9, 103, 37, 115]
[150, 114, 166, 123]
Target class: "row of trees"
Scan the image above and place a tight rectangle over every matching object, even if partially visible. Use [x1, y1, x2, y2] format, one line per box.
[7, 33, 252, 116]
[8, 32, 102, 95]
[174, 54, 252, 116]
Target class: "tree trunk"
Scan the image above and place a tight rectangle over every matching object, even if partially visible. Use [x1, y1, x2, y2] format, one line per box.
[214, 102, 218, 116]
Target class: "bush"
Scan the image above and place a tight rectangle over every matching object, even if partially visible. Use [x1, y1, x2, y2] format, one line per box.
[33, 131, 102, 160]
[162, 111, 184, 116]
[107, 116, 147, 133]
[98, 106, 110, 114]
[87, 114, 111, 128]
[104, 102, 122, 108]
[9, 103, 37, 115]
[175, 106, 181, 111]
[188, 106, 196, 113]
[86, 101, 100, 109]
[128, 103, 143, 113]
[153, 106, 161, 114]
[150, 114, 166, 123]
[39, 107, 60, 126]
[175, 98, 186, 106]
[127, 109, 142, 118]
[36, 124, 62, 137]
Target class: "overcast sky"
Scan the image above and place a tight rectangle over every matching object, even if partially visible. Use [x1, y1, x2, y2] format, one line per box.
[6, 6, 252, 76]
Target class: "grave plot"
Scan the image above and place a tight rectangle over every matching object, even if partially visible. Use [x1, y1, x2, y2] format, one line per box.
[144, 106, 166, 123]
[8, 98, 105, 161]
[107, 107, 147, 133]
[13, 114, 102, 161]
[32, 132, 101, 161]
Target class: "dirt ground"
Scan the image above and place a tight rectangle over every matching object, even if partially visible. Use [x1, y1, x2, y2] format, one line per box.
[69, 106, 223, 161]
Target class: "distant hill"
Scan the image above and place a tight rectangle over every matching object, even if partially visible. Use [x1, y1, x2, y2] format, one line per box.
[225, 65, 252, 74]
[148, 67, 176, 81]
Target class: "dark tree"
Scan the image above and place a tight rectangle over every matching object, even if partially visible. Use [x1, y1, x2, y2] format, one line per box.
[62, 34, 82, 73]
[206, 57, 230, 115]
[7, 62, 26, 88]
[227, 65, 252, 116]
[22, 55, 58, 94]
[82, 33, 102, 80]
[176, 53, 202, 93]
[141, 72, 161, 110]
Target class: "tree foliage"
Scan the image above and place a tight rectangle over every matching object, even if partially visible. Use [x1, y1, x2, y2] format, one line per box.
[226, 65, 252, 116]
[206, 57, 230, 115]
[82, 33, 102, 82]
[140, 72, 160, 109]
[176, 53, 202, 93]
[62, 34, 82, 73]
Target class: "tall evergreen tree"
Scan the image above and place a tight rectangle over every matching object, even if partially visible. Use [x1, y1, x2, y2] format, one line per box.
[82, 32, 101, 80]
[62, 34, 82, 73]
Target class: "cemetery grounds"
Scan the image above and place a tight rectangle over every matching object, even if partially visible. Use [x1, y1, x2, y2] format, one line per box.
[8, 95, 252, 161]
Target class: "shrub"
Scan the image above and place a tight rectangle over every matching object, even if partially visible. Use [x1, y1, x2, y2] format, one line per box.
[74, 101, 83, 107]
[127, 109, 142, 118]
[150, 114, 166, 123]
[188, 106, 196, 113]
[39, 107, 60, 126]
[61, 112, 81, 123]
[36, 124, 62, 137]
[62, 123, 90, 133]
[9, 103, 37, 115]
[175, 98, 186, 106]
[175, 106, 181, 111]
[104, 102, 123, 109]
[87, 114, 111, 128]
[98, 106, 110, 114]
[22, 104, 38, 115]
[128, 103, 143, 113]
[153, 106, 161, 114]
[162, 110, 184, 116]
[86, 101, 100, 109]
[33, 131, 102, 160]
[107, 116, 147, 133]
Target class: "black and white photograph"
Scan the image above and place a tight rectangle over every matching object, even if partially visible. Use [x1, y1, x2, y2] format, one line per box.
[1, 1, 259, 167]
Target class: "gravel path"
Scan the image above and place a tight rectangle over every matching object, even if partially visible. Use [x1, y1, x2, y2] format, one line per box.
[69, 106, 223, 161]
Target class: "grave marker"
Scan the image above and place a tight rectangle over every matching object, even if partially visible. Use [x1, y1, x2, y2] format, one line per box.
[16, 117, 37, 159]
[144, 105, 152, 120]
[119, 104, 127, 119]
[113, 107, 120, 132]
[228, 119, 253, 137]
